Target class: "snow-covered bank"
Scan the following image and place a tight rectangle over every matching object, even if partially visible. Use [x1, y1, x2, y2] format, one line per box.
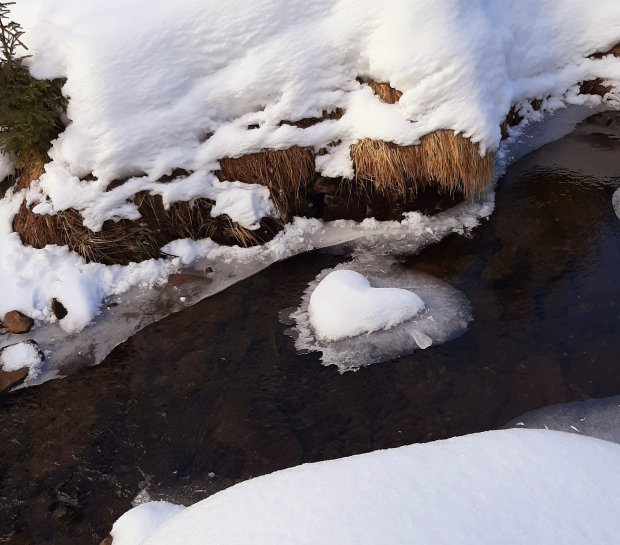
[9, 0, 620, 231]
[109, 429, 620, 545]
[0, 103, 607, 385]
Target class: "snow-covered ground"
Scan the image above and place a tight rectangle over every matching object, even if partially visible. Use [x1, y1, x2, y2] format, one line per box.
[108, 429, 620, 545]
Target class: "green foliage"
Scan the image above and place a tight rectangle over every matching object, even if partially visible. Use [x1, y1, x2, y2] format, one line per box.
[0, 2, 66, 170]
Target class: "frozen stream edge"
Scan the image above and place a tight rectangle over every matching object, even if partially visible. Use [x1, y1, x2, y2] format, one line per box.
[1, 103, 610, 387]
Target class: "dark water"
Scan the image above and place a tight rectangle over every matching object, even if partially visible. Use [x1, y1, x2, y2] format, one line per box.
[2, 112, 620, 544]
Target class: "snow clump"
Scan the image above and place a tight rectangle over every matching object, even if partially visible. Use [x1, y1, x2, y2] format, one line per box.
[0, 342, 43, 380]
[308, 269, 425, 341]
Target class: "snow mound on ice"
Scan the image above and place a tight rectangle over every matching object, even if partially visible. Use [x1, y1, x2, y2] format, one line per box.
[8, 0, 620, 227]
[309, 270, 424, 341]
[0, 342, 43, 380]
[111, 501, 185, 545]
[119, 429, 620, 545]
[292, 259, 471, 370]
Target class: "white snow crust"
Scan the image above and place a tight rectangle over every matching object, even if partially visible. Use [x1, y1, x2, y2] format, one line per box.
[110, 429, 620, 545]
[6, 0, 620, 229]
[308, 270, 424, 341]
[110, 502, 185, 545]
[209, 182, 275, 230]
[0, 342, 42, 379]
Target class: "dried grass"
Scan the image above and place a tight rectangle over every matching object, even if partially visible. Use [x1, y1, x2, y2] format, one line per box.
[361, 79, 403, 104]
[13, 77, 499, 262]
[215, 146, 315, 220]
[14, 190, 281, 265]
[581, 43, 620, 98]
[351, 131, 494, 201]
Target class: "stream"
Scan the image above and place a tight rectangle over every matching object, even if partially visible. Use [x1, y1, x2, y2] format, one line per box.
[1, 110, 620, 544]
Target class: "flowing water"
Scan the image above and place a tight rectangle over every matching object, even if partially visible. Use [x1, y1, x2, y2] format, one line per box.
[1, 111, 620, 544]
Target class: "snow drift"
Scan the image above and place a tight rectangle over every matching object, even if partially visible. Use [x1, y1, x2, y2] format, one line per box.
[8, 0, 620, 227]
[110, 429, 620, 545]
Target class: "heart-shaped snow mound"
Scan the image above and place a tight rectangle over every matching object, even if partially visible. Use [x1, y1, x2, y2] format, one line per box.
[308, 270, 425, 341]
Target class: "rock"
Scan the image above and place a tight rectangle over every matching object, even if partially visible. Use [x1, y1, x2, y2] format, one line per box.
[2, 311, 34, 334]
[52, 299, 68, 320]
[99, 537, 113, 545]
[167, 274, 212, 286]
[0, 367, 28, 393]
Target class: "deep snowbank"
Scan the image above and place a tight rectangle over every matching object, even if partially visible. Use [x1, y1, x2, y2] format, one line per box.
[9, 0, 620, 228]
[110, 429, 620, 545]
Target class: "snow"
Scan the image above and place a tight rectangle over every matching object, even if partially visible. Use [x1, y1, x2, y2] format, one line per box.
[0, 342, 43, 379]
[0, 225, 179, 334]
[108, 429, 620, 545]
[210, 181, 275, 230]
[0, 154, 13, 183]
[110, 502, 185, 545]
[4, 0, 620, 229]
[0, 102, 600, 377]
[292, 259, 471, 370]
[308, 270, 425, 341]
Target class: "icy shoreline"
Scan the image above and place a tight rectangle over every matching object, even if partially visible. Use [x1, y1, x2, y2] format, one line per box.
[0, 102, 610, 386]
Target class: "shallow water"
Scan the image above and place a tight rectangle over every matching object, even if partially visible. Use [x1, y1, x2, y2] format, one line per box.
[2, 110, 620, 544]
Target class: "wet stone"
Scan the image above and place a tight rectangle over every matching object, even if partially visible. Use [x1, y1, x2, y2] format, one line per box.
[2, 311, 34, 334]
[0, 367, 28, 393]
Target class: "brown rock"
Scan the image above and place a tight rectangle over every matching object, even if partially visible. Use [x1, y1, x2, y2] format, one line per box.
[167, 274, 212, 287]
[2, 311, 34, 334]
[0, 367, 28, 393]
